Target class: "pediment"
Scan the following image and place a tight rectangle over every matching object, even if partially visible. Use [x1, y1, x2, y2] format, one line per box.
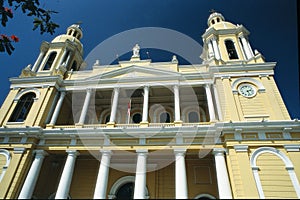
[88, 65, 181, 80]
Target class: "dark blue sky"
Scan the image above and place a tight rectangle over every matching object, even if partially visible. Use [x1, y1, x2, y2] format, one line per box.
[0, 0, 299, 119]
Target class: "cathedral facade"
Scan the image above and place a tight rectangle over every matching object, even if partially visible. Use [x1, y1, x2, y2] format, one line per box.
[0, 12, 299, 199]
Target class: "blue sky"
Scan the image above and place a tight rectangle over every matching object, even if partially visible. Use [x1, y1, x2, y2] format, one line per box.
[0, 0, 299, 119]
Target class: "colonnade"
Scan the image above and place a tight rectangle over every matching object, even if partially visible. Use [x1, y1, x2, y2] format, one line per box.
[47, 84, 218, 126]
[18, 148, 232, 199]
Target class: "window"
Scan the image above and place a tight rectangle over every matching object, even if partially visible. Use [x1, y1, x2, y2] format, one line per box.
[9, 92, 36, 122]
[71, 60, 77, 71]
[62, 51, 70, 66]
[105, 115, 110, 123]
[43, 52, 57, 70]
[225, 40, 238, 59]
[160, 112, 170, 123]
[115, 182, 134, 200]
[188, 111, 199, 122]
[132, 113, 142, 123]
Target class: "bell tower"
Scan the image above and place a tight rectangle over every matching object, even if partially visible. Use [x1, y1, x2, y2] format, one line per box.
[30, 24, 84, 77]
[204, 11, 291, 122]
[201, 11, 265, 65]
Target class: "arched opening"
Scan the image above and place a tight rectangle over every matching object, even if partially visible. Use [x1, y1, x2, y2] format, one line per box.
[71, 60, 77, 71]
[188, 111, 199, 122]
[43, 52, 57, 70]
[9, 92, 36, 122]
[105, 114, 110, 124]
[160, 112, 170, 123]
[225, 40, 238, 59]
[132, 113, 142, 123]
[109, 176, 149, 199]
[115, 182, 134, 200]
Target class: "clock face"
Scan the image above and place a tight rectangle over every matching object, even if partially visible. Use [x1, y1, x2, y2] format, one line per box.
[238, 84, 256, 97]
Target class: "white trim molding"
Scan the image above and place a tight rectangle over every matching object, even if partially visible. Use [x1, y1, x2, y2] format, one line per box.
[250, 147, 300, 198]
[0, 149, 11, 182]
[231, 77, 265, 94]
[108, 175, 149, 199]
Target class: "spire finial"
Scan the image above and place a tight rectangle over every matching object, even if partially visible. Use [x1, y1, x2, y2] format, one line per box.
[209, 9, 217, 14]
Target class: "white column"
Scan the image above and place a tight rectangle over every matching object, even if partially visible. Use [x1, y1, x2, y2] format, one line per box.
[58, 49, 68, 67]
[246, 39, 254, 57]
[173, 85, 181, 122]
[211, 37, 221, 60]
[213, 85, 222, 121]
[213, 148, 232, 199]
[134, 150, 148, 199]
[18, 150, 48, 199]
[45, 92, 60, 124]
[55, 150, 79, 199]
[240, 36, 253, 59]
[205, 84, 216, 121]
[109, 88, 120, 123]
[32, 51, 46, 72]
[174, 149, 188, 199]
[207, 40, 214, 58]
[49, 91, 66, 125]
[93, 150, 112, 199]
[142, 86, 149, 122]
[78, 89, 93, 124]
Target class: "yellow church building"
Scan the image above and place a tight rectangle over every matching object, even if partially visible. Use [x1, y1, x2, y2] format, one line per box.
[0, 11, 299, 199]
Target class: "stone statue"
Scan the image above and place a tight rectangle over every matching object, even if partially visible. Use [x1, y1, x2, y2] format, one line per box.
[132, 44, 140, 57]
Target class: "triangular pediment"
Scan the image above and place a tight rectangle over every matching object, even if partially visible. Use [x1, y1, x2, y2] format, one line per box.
[88, 65, 181, 80]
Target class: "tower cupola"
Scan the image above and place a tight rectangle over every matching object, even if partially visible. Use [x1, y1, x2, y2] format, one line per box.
[66, 24, 83, 40]
[207, 11, 225, 27]
[201, 11, 265, 65]
[27, 24, 85, 77]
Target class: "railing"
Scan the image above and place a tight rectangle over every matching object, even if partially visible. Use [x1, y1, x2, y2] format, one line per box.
[50, 122, 212, 129]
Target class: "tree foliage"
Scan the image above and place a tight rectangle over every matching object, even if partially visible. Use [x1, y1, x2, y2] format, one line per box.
[0, 0, 59, 55]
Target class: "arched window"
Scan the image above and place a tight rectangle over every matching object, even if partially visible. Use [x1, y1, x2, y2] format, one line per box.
[105, 115, 110, 123]
[225, 40, 238, 59]
[132, 113, 142, 124]
[9, 92, 36, 122]
[71, 60, 77, 71]
[115, 182, 134, 199]
[188, 111, 199, 123]
[160, 112, 170, 123]
[43, 52, 57, 70]
[62, 51, 70, 66]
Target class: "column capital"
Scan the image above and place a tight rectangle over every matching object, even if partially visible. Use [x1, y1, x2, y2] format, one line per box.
[234, 145, 248, 152]
[60, 91, 67, 97]
[66, 150, 80, 156]
[100, 150, 113, 156]
[173, 84, 180, 89]
[114, 87, 120, 92]
[86, 88, 94, 93]
[34, 150, 48, 158]
[212, 148, 227, 156]
[136, 149, 148, 156]
[14, 147, 26, 154]
[174, 148, 186, 156]
[284, 144, 300, 152]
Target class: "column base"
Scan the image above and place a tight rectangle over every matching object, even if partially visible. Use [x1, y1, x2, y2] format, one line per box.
[106, 122, 116, 128]
[46, 124, 54, 129]
[139, 121, 149, 127]
[174, 120, 183, 127]
[75, 123, 84, 128]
